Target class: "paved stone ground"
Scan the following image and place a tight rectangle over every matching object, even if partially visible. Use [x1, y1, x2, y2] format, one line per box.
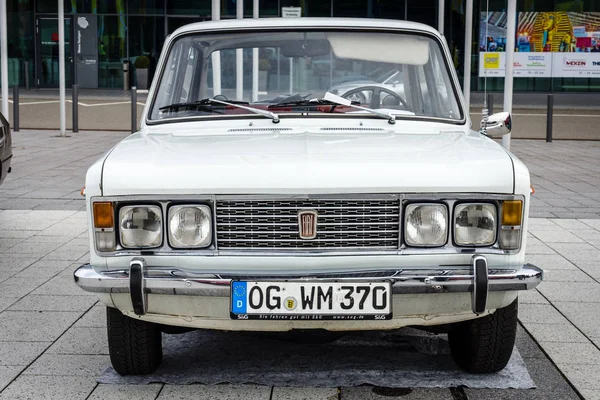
[2, 131, 600, 399]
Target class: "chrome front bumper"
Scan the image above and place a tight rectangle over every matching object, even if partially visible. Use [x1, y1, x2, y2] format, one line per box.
[74, 256, 543, 316]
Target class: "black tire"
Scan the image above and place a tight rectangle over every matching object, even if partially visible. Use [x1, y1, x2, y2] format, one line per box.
[448, 299, 518, 374]
[106, 307, 163, 375]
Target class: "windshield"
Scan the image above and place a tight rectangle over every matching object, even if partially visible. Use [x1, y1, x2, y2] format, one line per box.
[149, 30, 463, 122]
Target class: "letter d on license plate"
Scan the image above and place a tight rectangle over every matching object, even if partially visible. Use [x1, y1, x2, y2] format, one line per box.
[231, 281, 392, 320]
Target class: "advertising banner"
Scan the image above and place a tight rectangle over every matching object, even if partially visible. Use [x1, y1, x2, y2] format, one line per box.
[479, 11, 600, 78]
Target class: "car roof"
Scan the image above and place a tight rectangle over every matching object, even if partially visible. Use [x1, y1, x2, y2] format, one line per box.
[170, 17, 441, 39]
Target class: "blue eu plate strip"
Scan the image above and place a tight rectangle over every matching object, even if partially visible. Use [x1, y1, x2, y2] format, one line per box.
[231, 281, 247, 314]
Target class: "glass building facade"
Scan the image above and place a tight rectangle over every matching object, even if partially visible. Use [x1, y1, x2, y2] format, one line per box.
[3, 0, 600, 92]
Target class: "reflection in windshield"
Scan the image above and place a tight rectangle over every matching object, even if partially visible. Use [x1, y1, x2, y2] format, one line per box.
[150, 30, 462, 122]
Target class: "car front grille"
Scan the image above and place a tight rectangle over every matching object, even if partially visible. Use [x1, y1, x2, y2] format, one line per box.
[215, 198, 400, 250]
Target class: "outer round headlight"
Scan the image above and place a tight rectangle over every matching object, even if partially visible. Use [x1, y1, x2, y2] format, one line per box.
[405, 204, 448, 247]
[454, 203, 497, 246]
[168, 205, 212, 248]
[119, 205, 162, 248]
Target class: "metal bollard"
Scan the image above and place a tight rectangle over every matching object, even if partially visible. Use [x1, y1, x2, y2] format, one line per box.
[131, 86, 137, 133]
[546, 94, 553, 143]
[486, 93, 494, 115]
[72, 84, 79, 133]
[12, 86, 19, 132]
[24, 61, 29, 91]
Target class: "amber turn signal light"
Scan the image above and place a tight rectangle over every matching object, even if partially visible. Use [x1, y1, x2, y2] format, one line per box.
[502, 200, 522, 226]
[93, 202, 114, 229]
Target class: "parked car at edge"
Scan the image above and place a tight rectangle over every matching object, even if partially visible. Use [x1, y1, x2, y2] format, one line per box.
[74, 18, 543, 376]
[0, 112, 12, 186]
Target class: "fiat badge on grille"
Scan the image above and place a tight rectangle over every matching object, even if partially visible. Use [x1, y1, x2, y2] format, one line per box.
[298, 210, 318, 240]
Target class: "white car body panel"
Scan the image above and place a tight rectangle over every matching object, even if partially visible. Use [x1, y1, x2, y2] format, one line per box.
[78, 18, 541, 334]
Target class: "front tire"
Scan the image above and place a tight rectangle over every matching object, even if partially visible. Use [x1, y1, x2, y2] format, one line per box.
[106, 307, 163, 375]
[448, 299, 518, 373]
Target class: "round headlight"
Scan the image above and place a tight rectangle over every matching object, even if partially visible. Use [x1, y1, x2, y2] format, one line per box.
[454, 203, 497, 246]
[405, 204, 448, 247]
[119, 205, 162, 248]
[168, 205, 212, 248]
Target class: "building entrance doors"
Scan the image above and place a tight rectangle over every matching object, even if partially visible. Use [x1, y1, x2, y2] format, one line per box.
[35, 17, 73, 88]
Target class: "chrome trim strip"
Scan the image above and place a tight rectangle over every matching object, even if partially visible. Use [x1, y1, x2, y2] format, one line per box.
[74, 262, 543, 298]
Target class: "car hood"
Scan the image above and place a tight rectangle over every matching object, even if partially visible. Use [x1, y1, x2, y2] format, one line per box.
[101, 124, 514, 195]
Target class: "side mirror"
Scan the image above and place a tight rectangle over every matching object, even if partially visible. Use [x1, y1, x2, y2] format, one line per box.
[481, 112, 511, 137]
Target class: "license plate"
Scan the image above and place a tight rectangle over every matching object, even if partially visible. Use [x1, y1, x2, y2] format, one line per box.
[230, 281, 392, 320]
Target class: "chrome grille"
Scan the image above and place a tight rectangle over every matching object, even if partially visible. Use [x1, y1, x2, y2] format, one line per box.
[215, 199, 400, 250]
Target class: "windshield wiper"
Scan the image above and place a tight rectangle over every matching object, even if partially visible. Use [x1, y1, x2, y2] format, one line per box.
[268, 97, 347, 108]
[321, 92, 396, 125]
[159, 97, 280, 123]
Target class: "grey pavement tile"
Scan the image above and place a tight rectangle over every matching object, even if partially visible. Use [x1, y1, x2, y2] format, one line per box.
[0, 254, 39, 271]
[8, 294, 97, 312]
[0, 297, 19, 312]
[581, 219, 600, 230]
[272, 387, 339, 400]
[23, 354, 110, 376]
[572, 261, 600, 280]
[31, 275, 91, 296]
[46, 327, 108, 355]
[548, 243, 600, 261]
[42, 243, 89, 262]
[538, 282, 600, 302]
[0, 238, 20, 252]
[525, 242, 557, 255]
[73, 304, 106, 328]
[87, 384, 164, 400]
[0, 341, 51, 366]
[0, 277, 49, 297]
[553, 302, 600, 339]
[0, 365, 24, 392]
[0, 230, 37, 239]
[514, 325, 547, 360]
[0, 311, 82, 341]
[157, 384, 272, 399]
[551, 219, 596, 230]
[518, 303, 569, 325]
[518, 289, 549, 305]
[37, 221, 87, 237]
[13, 261, 69, 279]
[538, 342, 600, 365]
[579, 389, 600, 400]
[528, 218, 556, 228]
[560, 364, 600, 390]
[521, 322, 591, 343]
[530, 230, 584, 243]
[23, 235, 75, 244]
[542, 269, 595, 283]
[341, 387, 452, 399]
[552, 212, 600, 219]
[0, 375, 97, 400]
[0, 240, 64, 256]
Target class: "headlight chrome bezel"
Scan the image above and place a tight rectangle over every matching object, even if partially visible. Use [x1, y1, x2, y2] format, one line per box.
[118, 204, 164, 249]
[403, 202, 449, 248]
[453, 202, 498, 247]
[167, 204, 213, 249]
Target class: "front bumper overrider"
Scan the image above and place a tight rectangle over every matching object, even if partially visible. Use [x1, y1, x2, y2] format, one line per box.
[73, 256, 543, 316]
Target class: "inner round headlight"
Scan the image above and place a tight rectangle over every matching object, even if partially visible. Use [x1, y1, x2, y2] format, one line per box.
[405, 204, 448, 247]
[168, 205, 212, 248]
[119, 205, 162, 248]
[454, 203, 497, 246]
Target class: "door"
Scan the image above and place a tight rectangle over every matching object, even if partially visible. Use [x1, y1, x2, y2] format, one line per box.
[36, 17, 73, 88]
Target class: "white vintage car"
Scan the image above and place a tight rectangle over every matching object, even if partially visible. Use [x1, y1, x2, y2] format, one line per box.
[74, 18, 543, 376]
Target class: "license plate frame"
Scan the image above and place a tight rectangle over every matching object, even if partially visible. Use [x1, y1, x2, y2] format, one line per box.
[230, 281, 392, 320]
